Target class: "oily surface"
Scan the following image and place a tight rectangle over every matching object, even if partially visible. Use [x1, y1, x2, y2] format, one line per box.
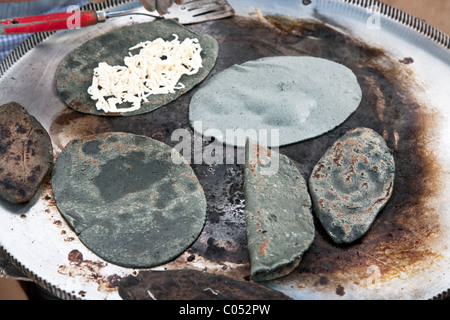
[51, 132, 206, 268]
[0, 102, 53, 204]
[55, 19, 219, 117]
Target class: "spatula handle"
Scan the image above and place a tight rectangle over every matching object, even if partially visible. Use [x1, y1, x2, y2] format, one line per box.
[0, 11, 99, 35]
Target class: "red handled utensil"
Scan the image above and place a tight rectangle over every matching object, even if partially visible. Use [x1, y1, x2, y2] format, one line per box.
[0, 0, 235, 34]
[0, 9, 162, 35]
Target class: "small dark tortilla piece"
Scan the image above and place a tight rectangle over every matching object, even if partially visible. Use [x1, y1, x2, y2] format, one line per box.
[119, 269, 292, 300]
[51, 132, 206, 268]
[55, 19, 219, 116]
[0, 102, 53, 204]
[244, 139, 315, 282]
[309, 127, 395, 244]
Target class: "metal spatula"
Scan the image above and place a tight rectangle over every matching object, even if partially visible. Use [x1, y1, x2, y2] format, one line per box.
[0, 0, 234, 35]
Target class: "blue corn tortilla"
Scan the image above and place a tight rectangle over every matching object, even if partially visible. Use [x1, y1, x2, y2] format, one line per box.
[309, 127, 395, 244]
[244, 139, 315, 281]
[189, 56, 362, 147]
[51, 132, 207, 268]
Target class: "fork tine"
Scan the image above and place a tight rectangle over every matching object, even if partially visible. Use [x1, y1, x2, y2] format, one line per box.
[181, 0, 228, 4]
[181, 0, 229, 10]
[186, 4, 230, 16]
[178, 0, 197, 4]
[184, 9, 234, 24]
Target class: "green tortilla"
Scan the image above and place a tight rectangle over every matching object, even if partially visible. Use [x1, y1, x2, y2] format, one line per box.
[56, 19, 218, 116]
[189, 56, 362, 147]
[309, 127, 395, 244]
[51, 132, 206, 268]
[244, 139, 315, 281]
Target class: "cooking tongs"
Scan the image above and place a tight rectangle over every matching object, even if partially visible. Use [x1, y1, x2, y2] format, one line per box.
[0, 0, 235, 35]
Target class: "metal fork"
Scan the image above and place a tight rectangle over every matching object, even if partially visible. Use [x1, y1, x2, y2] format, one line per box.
[105, 0, 234, 24]
[162, 0, 235, 24]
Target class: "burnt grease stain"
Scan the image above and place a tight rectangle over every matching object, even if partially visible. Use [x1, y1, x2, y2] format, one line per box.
[50, 16, 441, 279]
[82, 140, 102, 155]
[336, 285, 346, 297]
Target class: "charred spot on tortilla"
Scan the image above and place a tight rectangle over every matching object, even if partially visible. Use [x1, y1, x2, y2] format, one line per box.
[309, 127, 395, 244]
[0, 102, 53, 204]
[55, 19, 219, 116]
[119, 269, 292, 300]
[244, 139, 315, 282]
[189, 56, 362, 147]
[51, 132, 207, 268]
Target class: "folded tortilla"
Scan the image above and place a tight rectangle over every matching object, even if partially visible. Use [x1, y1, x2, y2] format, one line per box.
[244, 139, 315, 281]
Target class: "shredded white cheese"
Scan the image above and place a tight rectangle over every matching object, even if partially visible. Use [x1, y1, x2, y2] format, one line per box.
[87, 34, 203, 113]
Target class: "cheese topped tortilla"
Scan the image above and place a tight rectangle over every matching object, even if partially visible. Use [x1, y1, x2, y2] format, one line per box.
[87, 34, 203, 113]
[55, 19, 218, 116]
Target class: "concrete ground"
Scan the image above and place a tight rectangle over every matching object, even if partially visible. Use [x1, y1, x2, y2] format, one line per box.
[383, 0, 450, 34]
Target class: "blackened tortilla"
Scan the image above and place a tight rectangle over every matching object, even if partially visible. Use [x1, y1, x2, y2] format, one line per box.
[55, 19, 218, 117]
[0, 102, 53, 204]
[51, 132, 206, 268]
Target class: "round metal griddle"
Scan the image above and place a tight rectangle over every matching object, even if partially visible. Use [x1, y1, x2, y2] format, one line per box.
[0, 0, 450, 300]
